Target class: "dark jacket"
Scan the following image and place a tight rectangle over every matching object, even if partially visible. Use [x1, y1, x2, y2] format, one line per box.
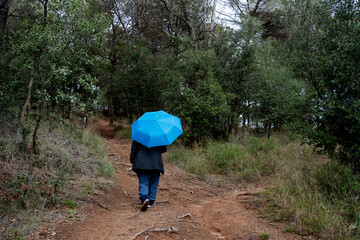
[130, 140, 167, 174]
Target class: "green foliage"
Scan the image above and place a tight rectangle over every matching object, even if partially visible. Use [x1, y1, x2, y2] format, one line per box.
[258, 233, 270, 240]
[1, 172, 66, 210]
[246, 40, 306, 131]
[282, 0, 360, 170]
[62, 200, 78, 209]
[309, 0, 360, 170]
[213, 15, 263, 129]
[1, 0, 109, 121]
[172, 50, 231, 145]
[67, 209, 77, 221]
[2, 174, 28, 208]
[102, 39, 178, 121]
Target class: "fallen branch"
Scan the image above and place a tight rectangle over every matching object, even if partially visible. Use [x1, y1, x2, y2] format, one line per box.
[125, 210, 140, 220]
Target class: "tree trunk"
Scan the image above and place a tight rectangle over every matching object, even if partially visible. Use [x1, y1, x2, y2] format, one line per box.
[108, 95, 114, 126]
[227, 119, 233, 138]
[42, 0, 48, 19]
[207, 0, 217, 47]
[0, 0, 10, 32]
[23, 114, 42, 204]
[17, 69, 34, 140]
[267, 121, 271, 138]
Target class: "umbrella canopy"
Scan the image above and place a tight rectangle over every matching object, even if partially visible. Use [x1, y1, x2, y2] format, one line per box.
[131, 110, 183, 148]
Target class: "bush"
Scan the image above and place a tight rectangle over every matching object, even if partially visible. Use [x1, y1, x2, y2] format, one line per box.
[170, 50, 231, 145]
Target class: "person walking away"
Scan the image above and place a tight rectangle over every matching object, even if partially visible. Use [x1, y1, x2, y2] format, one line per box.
[130, 140, 167, 211]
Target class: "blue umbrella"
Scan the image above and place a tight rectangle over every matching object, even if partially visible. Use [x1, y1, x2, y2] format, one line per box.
[131, 110, 183, 148]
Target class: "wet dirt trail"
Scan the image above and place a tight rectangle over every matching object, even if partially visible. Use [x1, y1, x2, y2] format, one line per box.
[54, 119, 301, 240]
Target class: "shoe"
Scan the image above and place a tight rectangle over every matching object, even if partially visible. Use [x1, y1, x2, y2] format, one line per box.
[141, 199, 150, 211]
[148, 202, 156, 208]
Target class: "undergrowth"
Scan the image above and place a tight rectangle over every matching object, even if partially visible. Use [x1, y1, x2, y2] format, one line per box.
[168, 132, 360, 239]
[0, 119, 114, 239]
[168, 135, 278, 181]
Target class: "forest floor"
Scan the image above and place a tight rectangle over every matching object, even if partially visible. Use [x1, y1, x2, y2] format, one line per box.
[48, 119, 304, 240]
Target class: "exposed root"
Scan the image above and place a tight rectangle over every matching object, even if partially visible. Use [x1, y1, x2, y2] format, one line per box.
[152, 226, 179, 234]
[131, 225, 179, 239]
[178, 213, 193, 220]
[74, 196, 111, 211]
[108, 152, 120, 157]
[131, 225, 154, 240]
[116, 162, 132, 167]
[125, 210, 140, 220]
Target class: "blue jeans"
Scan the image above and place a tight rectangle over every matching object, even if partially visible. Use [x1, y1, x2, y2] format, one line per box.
[137, 173, 160, 204]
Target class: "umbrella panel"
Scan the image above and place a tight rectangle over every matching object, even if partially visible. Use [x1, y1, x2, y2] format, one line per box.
[131, 111, 183, 148]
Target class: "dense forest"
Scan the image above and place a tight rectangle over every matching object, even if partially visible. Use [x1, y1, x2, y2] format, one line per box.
[0, 0, 360, 239]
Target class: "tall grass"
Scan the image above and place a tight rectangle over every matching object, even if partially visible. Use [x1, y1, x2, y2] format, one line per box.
[168, 133, 360, 239]
[266, 160, 360, 239]
[168, 135, 278, 181]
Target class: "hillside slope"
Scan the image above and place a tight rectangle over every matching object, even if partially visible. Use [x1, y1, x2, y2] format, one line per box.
[53, 119, 301, 240]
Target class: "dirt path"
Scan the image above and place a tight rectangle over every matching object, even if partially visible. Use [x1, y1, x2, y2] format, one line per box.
[54, 119, 301, 240]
